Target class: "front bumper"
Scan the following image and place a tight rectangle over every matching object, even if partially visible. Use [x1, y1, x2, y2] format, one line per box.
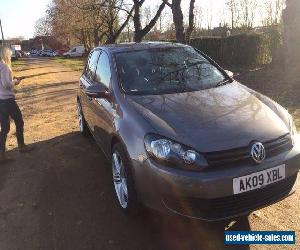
[133, 144, 300, 221]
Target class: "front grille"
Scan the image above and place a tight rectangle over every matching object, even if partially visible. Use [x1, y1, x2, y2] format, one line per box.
[204, 134, 292, 168]
[163, 174, 297, 220]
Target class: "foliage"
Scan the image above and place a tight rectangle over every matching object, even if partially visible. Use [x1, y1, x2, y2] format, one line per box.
[36, 0, 133, 50]
[189, 32, 279, 66]
[53, 57, 85, 72]
[34, 17, 52, 37]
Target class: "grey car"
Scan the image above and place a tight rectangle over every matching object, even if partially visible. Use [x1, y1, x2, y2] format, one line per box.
[77, 42, 300, 221]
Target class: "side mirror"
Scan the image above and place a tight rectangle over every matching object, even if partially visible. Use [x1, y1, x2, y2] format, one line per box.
[225, 70, 234, 79]
[85, 84, 110, 99]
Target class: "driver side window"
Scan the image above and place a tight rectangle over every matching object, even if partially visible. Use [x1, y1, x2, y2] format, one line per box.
[85, 50, 101, 81]
[95, 51, 111, 88]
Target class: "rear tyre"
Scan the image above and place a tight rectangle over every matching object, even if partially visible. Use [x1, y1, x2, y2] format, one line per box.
[77, 101, 89, 136]
[112, 143, 140, 215]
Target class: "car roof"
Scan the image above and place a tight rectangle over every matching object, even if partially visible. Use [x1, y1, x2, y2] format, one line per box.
[96, 41, 189, 53]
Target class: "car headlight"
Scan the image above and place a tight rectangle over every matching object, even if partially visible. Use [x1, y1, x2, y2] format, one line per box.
[144, 134, 208, 171]
[288, 114, 298, 145]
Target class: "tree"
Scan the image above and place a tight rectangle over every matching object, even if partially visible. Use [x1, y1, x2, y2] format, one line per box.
[80, 0, 134, 44]
[239, 0, 258, 30]
[196, 4, 203, 28]
[34, 16, 52, 36]
[226, 0, 239, 29]
[132, 0, 166, 42]
[44, 0, 133, 48]
[163, 0, 196, 43]
[263, 0, 285, 26]
[103, 0, 134, 44]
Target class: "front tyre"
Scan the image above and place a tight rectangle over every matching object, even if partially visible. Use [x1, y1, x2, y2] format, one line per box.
[77, 101, 89, 136]
[112, 143, 139, 214]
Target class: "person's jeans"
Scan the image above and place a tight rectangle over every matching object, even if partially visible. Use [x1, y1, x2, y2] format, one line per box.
[0, 99, 24, 152]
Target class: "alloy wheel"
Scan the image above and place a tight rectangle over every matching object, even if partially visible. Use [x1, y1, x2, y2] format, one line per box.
[112, 151, 129, 209]
[77, 102, 84, 133]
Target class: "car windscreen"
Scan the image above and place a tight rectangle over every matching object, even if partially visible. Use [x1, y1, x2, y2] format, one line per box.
[115, 47, 227, 95]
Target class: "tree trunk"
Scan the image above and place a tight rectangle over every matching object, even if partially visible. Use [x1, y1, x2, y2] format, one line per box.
[133, 0, 143, 42]
[171, 0, 185, 43]
[185, 0, 196, 43]
[93, 28, 100, 46]
[133, 0, 165, 43]
[105, 6, 134, 44]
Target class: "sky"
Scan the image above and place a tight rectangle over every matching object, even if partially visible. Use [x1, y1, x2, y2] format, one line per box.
[0, 0, 229, 39]
[146, 0, 229, 29]
[0, 0, 50, 39]
[0, 0, 264, 40]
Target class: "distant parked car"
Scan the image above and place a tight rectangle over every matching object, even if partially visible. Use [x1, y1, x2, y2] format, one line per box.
[43, 50, 57, 57]
[63, 45, 85, 58]
[30, 49, 38, 55]
[41, 50, 48, 56]
[11, 49, 17, 61]
[38, 49, 53, 57]
[21, 51, 30, 57]
[16, 51, 22, 58]
[56, 49, 68, 56]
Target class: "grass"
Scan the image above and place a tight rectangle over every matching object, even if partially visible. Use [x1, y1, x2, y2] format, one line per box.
[53, 57, 86, 72]
[11, 58, 27, 67]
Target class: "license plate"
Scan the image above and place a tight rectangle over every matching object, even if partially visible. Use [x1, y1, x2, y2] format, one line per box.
[233, 165, 286, 194]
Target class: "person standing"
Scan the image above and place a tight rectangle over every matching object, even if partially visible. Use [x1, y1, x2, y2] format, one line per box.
[0, 46, 33, 162]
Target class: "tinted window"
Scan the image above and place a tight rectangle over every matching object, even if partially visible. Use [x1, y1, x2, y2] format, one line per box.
[95, 51, 111, 88]
[115, 47, 227, 95]
[86, 50, 100, 80]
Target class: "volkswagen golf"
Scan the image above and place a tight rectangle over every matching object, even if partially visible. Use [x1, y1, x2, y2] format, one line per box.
[77, 42, 300, 221]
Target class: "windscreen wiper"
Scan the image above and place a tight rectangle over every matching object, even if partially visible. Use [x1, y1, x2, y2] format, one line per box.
[216, 78, 232, 87]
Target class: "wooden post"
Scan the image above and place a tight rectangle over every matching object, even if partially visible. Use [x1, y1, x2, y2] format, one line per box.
[0, 18, 4, 46]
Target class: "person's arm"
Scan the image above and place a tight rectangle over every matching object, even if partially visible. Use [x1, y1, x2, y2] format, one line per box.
[0, 66, 19, 90]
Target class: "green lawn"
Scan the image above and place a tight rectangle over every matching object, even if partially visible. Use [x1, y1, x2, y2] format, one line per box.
[11, 58, 27, 67]
[53, 57, 86, 72]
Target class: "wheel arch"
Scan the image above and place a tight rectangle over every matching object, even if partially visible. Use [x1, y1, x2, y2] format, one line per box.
[110, 134, 127, 159]
[110, 134, 136, 174]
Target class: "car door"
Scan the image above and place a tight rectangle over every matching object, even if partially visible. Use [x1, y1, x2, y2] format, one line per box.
[79, 49, 101, 130]
[89, 50, 115, 157]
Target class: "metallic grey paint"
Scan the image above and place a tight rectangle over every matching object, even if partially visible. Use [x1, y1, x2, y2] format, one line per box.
[77, 42, 300, 220]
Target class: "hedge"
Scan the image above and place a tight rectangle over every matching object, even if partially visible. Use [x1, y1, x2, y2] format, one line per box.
[188, 33, 274, 67]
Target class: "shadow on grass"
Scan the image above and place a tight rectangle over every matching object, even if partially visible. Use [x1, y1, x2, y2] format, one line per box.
[17, 80, 77, 94]
[19, 70, 74, 79]
[14, 66, 62, 72]
[2, 132, 251, 250]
